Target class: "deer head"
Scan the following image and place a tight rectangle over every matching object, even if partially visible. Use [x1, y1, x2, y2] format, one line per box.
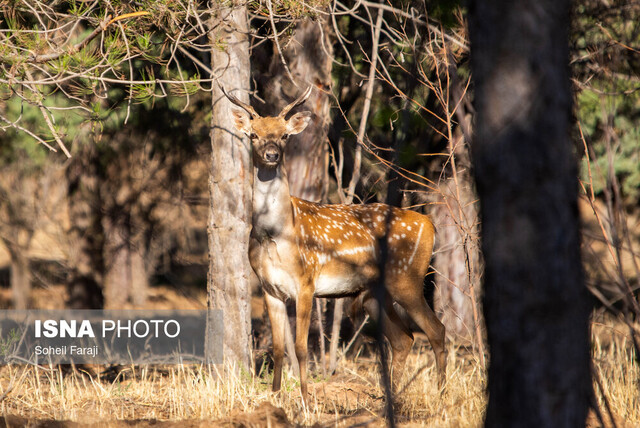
[221, 86, 313, 168]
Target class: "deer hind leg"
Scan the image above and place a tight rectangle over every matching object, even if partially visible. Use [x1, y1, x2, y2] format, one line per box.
[392, 276, 447, 387]
[264, 293, 286, 392]
[361, 291, 415, 387]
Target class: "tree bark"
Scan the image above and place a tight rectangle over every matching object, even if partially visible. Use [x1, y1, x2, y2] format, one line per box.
[207, 4, 253, 368]
[431, 177, 481, 344]
[9, 247, 31, 309]
[0, 173, 39, 310]
[130, 248, 148, 307]
[102, 218, 130, 309]
[431, 71, 484, 348]
[263, 19, 332, 202]
[65, 149, 105, 309]
[469, 0, 592, 425]
[101, 210, 150, 309]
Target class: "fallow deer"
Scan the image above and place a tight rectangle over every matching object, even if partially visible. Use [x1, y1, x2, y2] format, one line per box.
[221, 86, 447, 402]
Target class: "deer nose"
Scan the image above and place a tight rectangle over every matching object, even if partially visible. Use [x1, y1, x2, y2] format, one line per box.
[264, 149, 280, 163]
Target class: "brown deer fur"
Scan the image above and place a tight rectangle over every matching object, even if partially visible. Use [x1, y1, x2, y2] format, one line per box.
[221, 86, 447, 402]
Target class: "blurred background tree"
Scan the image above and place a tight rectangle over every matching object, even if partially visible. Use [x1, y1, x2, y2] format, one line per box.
[571, 0, 640, 313]
[0, 1, 211, 311]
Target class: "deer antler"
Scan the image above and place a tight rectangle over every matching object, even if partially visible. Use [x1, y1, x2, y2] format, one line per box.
[278, 86, 313, 118]
[219, 84, 258, 119]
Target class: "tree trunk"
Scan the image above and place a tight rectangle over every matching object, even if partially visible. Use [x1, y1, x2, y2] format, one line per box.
[9, 247, 31, 310]
[263, 19, 332, 202]
[469, 0, 592, 425]
[102, 218, 131, 309]
[431, 67, 484, 349]
[65, 145, 105, 309]
[207, 4, 253, 368]
[102, 235, 148, 309]
[130, 248, 148, 307]
[431, 177, 481, 345]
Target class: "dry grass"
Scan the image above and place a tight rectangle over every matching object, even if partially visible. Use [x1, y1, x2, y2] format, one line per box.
[0, 342, 485, 426]
[591, 318, 640, 427]
[0, 317, 636, 427]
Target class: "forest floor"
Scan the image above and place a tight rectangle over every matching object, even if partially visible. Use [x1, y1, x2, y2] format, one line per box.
[0, 285, 637, 427]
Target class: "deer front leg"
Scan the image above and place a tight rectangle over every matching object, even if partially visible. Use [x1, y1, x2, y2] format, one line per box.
[265, 292, 286, 392]
[295, 286, 314, 403]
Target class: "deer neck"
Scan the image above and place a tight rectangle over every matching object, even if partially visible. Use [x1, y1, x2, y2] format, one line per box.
[252, 164, 294, 240]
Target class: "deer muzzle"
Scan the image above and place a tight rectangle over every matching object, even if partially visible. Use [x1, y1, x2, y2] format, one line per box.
[263, 144, 281, 165]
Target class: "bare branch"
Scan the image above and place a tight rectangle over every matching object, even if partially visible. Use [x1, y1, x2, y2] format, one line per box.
[0, 112, 57, 153]
[345, 5, 384, 202]
[22, 67, 71, 158]
[266, 0, 297, 87]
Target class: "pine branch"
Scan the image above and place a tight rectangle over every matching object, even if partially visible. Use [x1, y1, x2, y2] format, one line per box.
[1, 11, 150, 66]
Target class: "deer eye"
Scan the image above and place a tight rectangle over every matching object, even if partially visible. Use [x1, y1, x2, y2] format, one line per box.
[250, 133, 258, 140]
[281, 134, 289, 140]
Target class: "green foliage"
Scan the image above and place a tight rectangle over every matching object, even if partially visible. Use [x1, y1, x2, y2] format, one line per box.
[248, 0, 329, 20]
[578, 87, 640, 203]
[572, 0, 640, 206]
[0, 0, 217, 167]
[0, 328, 21, 360]
[425, 0, 463, 28]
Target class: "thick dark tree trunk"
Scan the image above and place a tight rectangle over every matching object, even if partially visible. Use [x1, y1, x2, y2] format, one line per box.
[469, 0, 592, 425]
[66, 146, 105, 309]
[207, 5, 253, 368]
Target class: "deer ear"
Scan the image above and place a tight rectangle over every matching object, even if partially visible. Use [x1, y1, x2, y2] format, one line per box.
[231, 109, 252, 135]
[286, 111, 312, 135]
